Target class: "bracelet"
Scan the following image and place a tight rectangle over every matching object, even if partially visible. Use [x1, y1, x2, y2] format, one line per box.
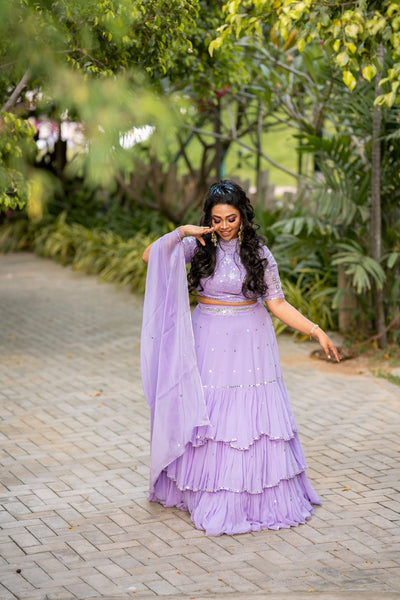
[309, 323, 320, 337]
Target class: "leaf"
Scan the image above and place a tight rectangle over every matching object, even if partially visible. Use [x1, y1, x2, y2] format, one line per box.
[343, 70, 357, 91]
[362, 64, 377, 83]
[345, 24, 359, 39]
[346, 42, 357, 54]
[387, 252, 400, 268]
[336, 52, 349, 67]
[297, 38, 305, 53]
[208, 37, 222, 56]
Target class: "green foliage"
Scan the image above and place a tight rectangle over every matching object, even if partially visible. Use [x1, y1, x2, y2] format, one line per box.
[0, 0, 205, 211]
[0, 112, 36, 211]
[332, 242, 386, 294]
[47, 183, 172, 237]
[272, 272, 337, 336]
[0, 213, 154, 294]
[0, 0, 200, 83]
[216, 0, 400, 106]
[267, 71, 400, 339]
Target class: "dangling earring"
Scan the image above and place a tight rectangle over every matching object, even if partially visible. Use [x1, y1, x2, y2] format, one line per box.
[238, 223, 243, 245]
[211, 231, 218, 247]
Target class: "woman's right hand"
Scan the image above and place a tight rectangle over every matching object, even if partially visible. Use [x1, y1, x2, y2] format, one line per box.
[179, 225, 216, 246]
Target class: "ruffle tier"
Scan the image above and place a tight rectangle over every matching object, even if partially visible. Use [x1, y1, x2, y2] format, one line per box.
[191, 379, 298, 450]
[151, 469, 320, 536]
[166, 434, 307, 494]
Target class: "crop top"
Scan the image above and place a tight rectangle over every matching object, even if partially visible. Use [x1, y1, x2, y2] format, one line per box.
[180, 234, 285, 303]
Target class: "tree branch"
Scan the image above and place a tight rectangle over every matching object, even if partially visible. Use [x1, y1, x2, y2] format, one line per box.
[253, 46, 315, 87]
[1, 69, 30, 112]
[115, 173, 159, 212]
[185, 125, 300, 181]
[353, 314, 400, 348]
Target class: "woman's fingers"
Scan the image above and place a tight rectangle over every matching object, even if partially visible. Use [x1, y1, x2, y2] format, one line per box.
[318, 332, 341, 363]
[191, 225, 215, 245]
[330, 345, 341, 362]
[324, 341, 340, 362]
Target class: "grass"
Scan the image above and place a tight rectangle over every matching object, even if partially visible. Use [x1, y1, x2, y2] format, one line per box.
[375, 370, 400, 387]
[360, 344, 400, 388]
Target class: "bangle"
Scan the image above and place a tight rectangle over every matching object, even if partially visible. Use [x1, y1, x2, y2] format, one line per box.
[309, 323, 319, 337]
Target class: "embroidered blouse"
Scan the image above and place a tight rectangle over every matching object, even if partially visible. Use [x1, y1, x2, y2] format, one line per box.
[180, 235, 285, 303]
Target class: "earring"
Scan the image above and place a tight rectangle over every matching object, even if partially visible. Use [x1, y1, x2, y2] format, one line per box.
[238, 223, 243, 245]
[211, 231, 218, 247]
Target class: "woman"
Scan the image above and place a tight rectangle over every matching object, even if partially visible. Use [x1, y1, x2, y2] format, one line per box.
[141, 180, 339, 536]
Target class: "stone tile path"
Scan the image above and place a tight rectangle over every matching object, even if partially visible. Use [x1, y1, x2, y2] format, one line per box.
[0, 252, 399, 600]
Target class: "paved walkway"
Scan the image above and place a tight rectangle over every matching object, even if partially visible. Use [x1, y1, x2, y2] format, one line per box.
[0, 252, 399, 600]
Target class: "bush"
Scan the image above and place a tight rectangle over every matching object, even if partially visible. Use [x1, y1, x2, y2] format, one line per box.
[0, 213, 155, 295]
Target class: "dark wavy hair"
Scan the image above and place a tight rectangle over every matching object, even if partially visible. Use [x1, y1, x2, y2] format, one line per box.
[188, 180, 269, 298]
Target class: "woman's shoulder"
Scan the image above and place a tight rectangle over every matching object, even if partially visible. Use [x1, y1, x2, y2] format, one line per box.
[258, 240, 273, 257]
[258, 242, 278, 266]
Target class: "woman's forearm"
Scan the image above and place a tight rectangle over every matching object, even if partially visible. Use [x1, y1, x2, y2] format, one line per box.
[266, 298, 340, 361]
[142, 225, 215, 264]
[142, 241, 155, 264]
[266, 299, 316, 336]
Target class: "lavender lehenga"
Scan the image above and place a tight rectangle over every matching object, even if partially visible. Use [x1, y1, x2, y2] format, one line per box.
[141, 230, 320, 536]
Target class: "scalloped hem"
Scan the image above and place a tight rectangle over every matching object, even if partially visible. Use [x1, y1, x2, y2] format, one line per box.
[150, 471, 321, 536]
[165, 434, 308, 494]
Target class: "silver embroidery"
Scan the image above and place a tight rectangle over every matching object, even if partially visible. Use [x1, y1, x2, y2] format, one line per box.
[198, 303, 257, 315]
[194, 428, 297, 448]
[202, 376, 282, 390]
[162, 467, 308, 495]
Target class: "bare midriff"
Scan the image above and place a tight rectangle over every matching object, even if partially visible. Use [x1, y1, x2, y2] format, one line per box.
[197, 296, 257, 306]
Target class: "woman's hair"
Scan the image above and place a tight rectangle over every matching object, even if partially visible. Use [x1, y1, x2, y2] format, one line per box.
[188, 180, 269, 298]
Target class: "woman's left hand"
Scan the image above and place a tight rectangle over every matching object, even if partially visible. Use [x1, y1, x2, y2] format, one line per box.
[314, 329, 341, 362]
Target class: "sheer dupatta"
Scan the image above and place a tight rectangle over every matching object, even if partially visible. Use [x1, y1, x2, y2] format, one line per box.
[140, 231, 210, 493]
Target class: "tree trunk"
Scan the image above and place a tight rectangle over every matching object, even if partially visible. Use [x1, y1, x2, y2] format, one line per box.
[338, 266, 359, 334]
[371, 43, 387, 348]
[213, 98, 223, 179]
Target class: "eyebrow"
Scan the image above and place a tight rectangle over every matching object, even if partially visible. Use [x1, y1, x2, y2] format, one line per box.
[212, 214, 238, 218]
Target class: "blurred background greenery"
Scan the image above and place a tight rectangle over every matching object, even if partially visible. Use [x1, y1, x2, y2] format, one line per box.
[1, 0, 399, 347]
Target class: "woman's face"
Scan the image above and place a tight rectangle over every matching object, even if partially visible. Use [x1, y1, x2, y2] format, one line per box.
[211, 204, 241, 241]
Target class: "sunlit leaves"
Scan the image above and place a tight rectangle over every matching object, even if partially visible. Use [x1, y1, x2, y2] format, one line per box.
[343, 70, 357, 91]
[215, 0, 400, 104]
[336, 52, 349, 67]
[362, 64, 377, 83]
[0, 112, 36, 212]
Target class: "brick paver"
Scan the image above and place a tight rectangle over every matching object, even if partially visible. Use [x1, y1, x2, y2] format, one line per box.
[0, 252, 399, 600]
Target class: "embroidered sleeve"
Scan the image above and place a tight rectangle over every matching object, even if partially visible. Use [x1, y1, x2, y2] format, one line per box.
[181, 236, 198, 264]
[262, 246, 285, 302]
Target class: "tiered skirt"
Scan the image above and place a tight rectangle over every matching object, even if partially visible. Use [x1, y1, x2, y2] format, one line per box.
[149, 302, 320, 536]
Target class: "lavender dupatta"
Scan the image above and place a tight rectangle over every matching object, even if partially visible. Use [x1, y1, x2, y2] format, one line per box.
[140, 231, 210, 493]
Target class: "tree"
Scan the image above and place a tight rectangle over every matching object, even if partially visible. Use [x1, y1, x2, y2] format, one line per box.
[0, 0, 201, 212]
[213, 0, 400, 346]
